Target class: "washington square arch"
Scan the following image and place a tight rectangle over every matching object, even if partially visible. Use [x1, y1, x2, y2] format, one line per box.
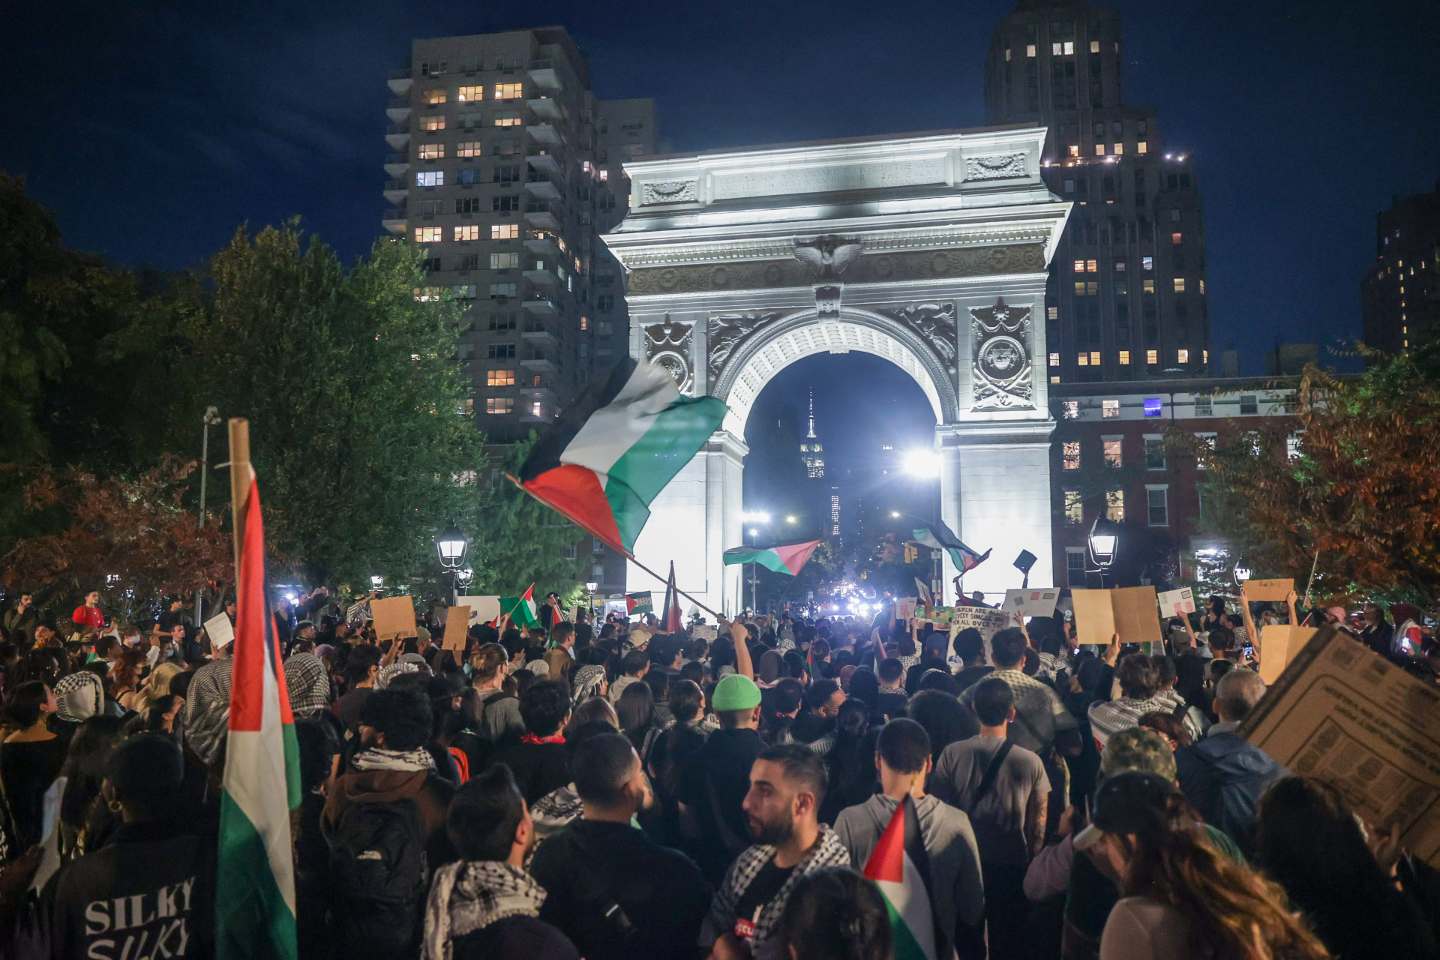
[601, 126, 1073, 614]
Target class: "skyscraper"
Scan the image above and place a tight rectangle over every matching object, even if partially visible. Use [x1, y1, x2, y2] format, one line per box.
[383, 28, 655, 442]
[985, 1, 1210, 384]
[799, 390, 825, 479]
[1362, 183, 1440, 356]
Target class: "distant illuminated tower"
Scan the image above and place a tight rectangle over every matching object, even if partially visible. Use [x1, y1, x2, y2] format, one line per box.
[800, 390, 826, 479]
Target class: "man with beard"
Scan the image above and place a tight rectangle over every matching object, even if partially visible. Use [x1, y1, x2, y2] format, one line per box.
[699, 745, 849, 960]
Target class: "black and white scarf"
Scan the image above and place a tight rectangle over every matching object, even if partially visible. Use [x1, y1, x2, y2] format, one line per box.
[351, 746, 435, 773]
[422, 861, 547, 960]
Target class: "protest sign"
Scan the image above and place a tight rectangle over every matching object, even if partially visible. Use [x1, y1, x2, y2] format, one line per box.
[1243, 578, 1294, 602]
[370, 596, 417, 642]
[1157, 587, 1196, 617]
[894, 598, 918, 623]
[455, 595, 502, 625]
[1243, 628, 1440, 867]
[1071, 587, 1163, 646]
[692, 624, 718, 642]
[1002, 589, 1060, 618]
[204, 612, 234, 650]
[1257, 624, 1317, 684]
[442, 606, 470, 652]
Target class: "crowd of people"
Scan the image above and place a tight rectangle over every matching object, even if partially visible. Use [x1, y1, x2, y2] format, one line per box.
[0, 584, 1437, 959]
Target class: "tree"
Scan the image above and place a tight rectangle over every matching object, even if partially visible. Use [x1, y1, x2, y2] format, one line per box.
[1189, 353, 1440, 604]
[1, 457, 232, 623]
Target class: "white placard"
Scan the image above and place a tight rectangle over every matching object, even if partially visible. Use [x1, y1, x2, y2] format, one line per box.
[204, 612, 234, 650]
[455, 595, 502, 625]
[1157, 588, 1197, 617]
[1002, 589, 1060, 618]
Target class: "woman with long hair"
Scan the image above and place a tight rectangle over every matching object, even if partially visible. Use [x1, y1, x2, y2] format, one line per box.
[820, 699, 874, 823]
[615, 680, 664, 766]
[906, 689, 980, 768]
[1087, 770, 1329, 960]
[1256, 776, 1437, 959]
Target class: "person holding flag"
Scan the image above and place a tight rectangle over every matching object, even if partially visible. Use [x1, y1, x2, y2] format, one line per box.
[835, 718, 986, 960]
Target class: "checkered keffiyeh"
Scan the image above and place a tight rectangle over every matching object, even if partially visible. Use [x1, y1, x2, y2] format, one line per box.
[702, 826, 850, 952]
[184, 658, 232, 767]
[422, 860, 547, 960]
[961, 667, 1078, 753]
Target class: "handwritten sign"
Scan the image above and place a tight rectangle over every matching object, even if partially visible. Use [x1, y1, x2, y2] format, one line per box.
[1003, 589, 1060, 618]
[1243, 578, 1294, 603]
[1157, 588, 1196, 617]
[1072, 587, 1163, 646]
[203, 612, 234, 650]
[370, 596, 417, 642]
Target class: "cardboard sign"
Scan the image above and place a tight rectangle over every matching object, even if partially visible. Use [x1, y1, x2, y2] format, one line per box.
[1157, 588, 1197, 617]
[894, 598, 918, 623]
[1243, 628, 1440, 867]
[370, 596, 417, 642]
[1243, 578, 1294, 603]
[1071, 587, 1163, 646]
[203, 612, 234, 650]
[1003, 589, 1060, 618]
[442, 606, 470, 652]
[455, 595, 502, 625]
[1257, 624, 1317, 684]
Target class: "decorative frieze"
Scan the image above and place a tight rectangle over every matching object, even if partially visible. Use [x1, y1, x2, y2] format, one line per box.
[963, 152, 1028, 182]
[638, 179, 699, 205]
[969, 298, 1034, 410]
[642, 316, 694, 392]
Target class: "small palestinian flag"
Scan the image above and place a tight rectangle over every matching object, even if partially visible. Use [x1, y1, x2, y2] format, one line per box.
[660, 561, 683, 633]
[500, 585, 539, 629]
[904, 515, 991, 574]
[517, 359, 727, 556]
[863, 796, 940, 960]
[722, 539, 822, 576]
[625, 591, 653, 616]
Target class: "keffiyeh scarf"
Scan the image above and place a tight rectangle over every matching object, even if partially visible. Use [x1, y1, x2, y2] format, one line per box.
[284, 653, 330, 716]
[351, 746, 436, 773]
[421, 861, 547, 960]
[53, 671, 104, 723]
[377, 660, 421, 689]
[570, 664, 606, 703]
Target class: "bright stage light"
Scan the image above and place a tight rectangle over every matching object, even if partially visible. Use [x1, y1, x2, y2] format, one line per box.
[901, 449, 942, 479]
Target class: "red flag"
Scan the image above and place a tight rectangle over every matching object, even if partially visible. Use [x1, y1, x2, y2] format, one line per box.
[661, 561, 683, 633]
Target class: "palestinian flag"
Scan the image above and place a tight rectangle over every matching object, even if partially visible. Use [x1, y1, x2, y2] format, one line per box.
[660, 561, 683, 633]
[723, 539, 822, 576]
[904, 515, 991, 574]
[863, 796, 940, 960]
[501, 585, 539, 629]
[625, 591, 653, 616]
[217, 479, 302, 960]
[517, 359, 727, 556]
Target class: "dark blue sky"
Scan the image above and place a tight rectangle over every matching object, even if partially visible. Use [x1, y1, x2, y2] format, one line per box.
[4, 0, 1436, 489]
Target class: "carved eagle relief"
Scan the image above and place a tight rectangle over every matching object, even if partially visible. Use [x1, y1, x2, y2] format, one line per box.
[793, 236, 864, 280]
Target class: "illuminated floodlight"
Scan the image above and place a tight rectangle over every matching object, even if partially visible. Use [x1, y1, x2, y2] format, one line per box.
[741, 510, 772, 524]
[901, 449, 942, 479]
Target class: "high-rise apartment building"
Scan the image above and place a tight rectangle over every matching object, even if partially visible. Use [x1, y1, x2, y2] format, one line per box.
[1362, 183, 1440, 355]
[383, 27, 655, 594]
[383, 27, 655, 443]
[985, 1, 1210, 384]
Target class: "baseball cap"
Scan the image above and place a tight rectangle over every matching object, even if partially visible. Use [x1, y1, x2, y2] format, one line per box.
[1099, 727, 1177, 782]
[711, 674, 762, 712]
[1091, 770, 1176, 836]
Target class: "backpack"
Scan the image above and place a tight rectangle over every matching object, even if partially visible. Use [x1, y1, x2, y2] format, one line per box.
[326, 797, 428, 956]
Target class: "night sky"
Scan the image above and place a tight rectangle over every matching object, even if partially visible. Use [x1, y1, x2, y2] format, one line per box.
[5, 0, 1437, 491]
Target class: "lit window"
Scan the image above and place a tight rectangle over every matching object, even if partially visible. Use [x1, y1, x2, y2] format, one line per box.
[416, 170, 444, 187]
[417, 143, 444, 160]
[1051, 375, 1062, 384]
[1177, 348, 1190, 364]
[1144, 435, 1166, 470]
[1114, 260, 1127, 273]
[579, 315, 589, 331]
[1103, 438, 1123, 467]
[486, 369, 515, 387]
[1026, 43, 1037, 57]
[491, 224, 518, 240]
[489, 251, 519, 269]
[1146, 486, 1169, 527]
[1143, 279, 1156, 294]
[598, 169, 609, 181]
[1102, 399, 1120, 418]
[1090, 351, 1101, 365]
[421, 116, 446, 132]
[1118, 350, 1131, 365]
[1047, 305, 1059, 320]
[456, 141, 482, 158]
[1073, 259, 1086, 273]
[412, 286, 445, 302]
[457, 84, 484, 102]
[1077, 353, 1089, 367]
[423, 88, 447, 105]
[494, 115, 522, 127]
[1286, 434, 1303, 460]
[1113, 143, 1124, 155]
[1086, 259, 1098, 272]
[1146, 349, 1159, 365]
[1063, 441, 1081, 470]
[1068, 144, 1080, 157]
[1173, 277, 1186, 293]
[1095, 143, 1106, 156]
[1062, 400, 1079, 420]
[1064, 490, 1084, 525]
[494, 82, 524, 100]
[1171, 232, 1183, 246]
[453, 225, 480, 242]
[1198, 279, 1206, 295]
[1090, 39, 1101, 53]
[1049, 352, 1061, 367]
[530, 400, 544, 418]
[1144, 397, 1163, 417]
[1105, 490, 1125, 522]
[1142, 256, 1153, 271]
[486, 397, 514, 415]
[1005, 47, 1012, 62]
[413, 227, 442, 243]
[1137, 140, 1148, 154]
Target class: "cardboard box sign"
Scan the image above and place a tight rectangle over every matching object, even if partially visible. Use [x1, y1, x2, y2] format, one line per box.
[1243, 578, 1294, 602]
[1071, 586, 1163, 645]
[1002, 589, 1060, 618]
[370, 596, 418, 642]
[1157, 587, 1197, 617]
[442, 606, 471, 652]
[1243, 628, 1440, 867]
[1257, 624, 1317, 685]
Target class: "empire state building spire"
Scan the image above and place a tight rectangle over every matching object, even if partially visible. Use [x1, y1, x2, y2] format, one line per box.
[800, 389, 825, 479]
[806, 390, 817, 440]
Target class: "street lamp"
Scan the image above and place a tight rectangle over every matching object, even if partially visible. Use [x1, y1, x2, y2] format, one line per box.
[434, 523, 470, 603]
[585, 580, 598, 620]
[889, 510, 902, 519]
[785, 514, 798, 525]
[194, 405, 221, 627]
[370, 575, 384, 591]
[1233, 559, 1252, 586]
[1087, 515, 1120, 586]
[741, 509, 771, 613]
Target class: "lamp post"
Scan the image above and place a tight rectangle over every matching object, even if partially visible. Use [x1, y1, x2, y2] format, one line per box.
[1087, 515, 1121, 588]
[434, 523, 470, 604]
[741, 510, 771, 614]
[585, 580, 598, 621]
[194, 406, 221, 628]
[1233, 559, 1252, 587]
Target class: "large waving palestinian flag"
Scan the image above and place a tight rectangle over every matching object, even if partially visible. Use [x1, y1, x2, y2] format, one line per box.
[863, 796, 940, 960]
[217, 478, 302, 960]
[903, 514, 991, 574]
[518, 359, 727, 555]
[722, 539, 822, 576]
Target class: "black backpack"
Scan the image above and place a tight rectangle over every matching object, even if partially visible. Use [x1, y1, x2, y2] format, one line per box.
[326, 797, 428, 957]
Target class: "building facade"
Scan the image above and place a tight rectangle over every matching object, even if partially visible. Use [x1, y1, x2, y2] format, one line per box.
[383, 27, 655, 596]
[1047, 377, 1300, 587]
[1362, 183, 1440, 355]
[985, 0, 1211, 385]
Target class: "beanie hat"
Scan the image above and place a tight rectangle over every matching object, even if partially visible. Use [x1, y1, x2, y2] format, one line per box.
[1099, 726, 1177, 782]
[711, 674, 762, 712]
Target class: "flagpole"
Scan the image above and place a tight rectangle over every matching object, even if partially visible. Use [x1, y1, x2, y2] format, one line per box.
[505, 472, 724, 621]
[226, 419, 251, 575]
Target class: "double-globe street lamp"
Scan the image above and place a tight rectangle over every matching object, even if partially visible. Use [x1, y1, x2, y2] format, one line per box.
[435, 523, 471, 604]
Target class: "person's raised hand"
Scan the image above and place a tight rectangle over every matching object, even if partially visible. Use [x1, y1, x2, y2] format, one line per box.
[1103, 633, 1121, 666]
